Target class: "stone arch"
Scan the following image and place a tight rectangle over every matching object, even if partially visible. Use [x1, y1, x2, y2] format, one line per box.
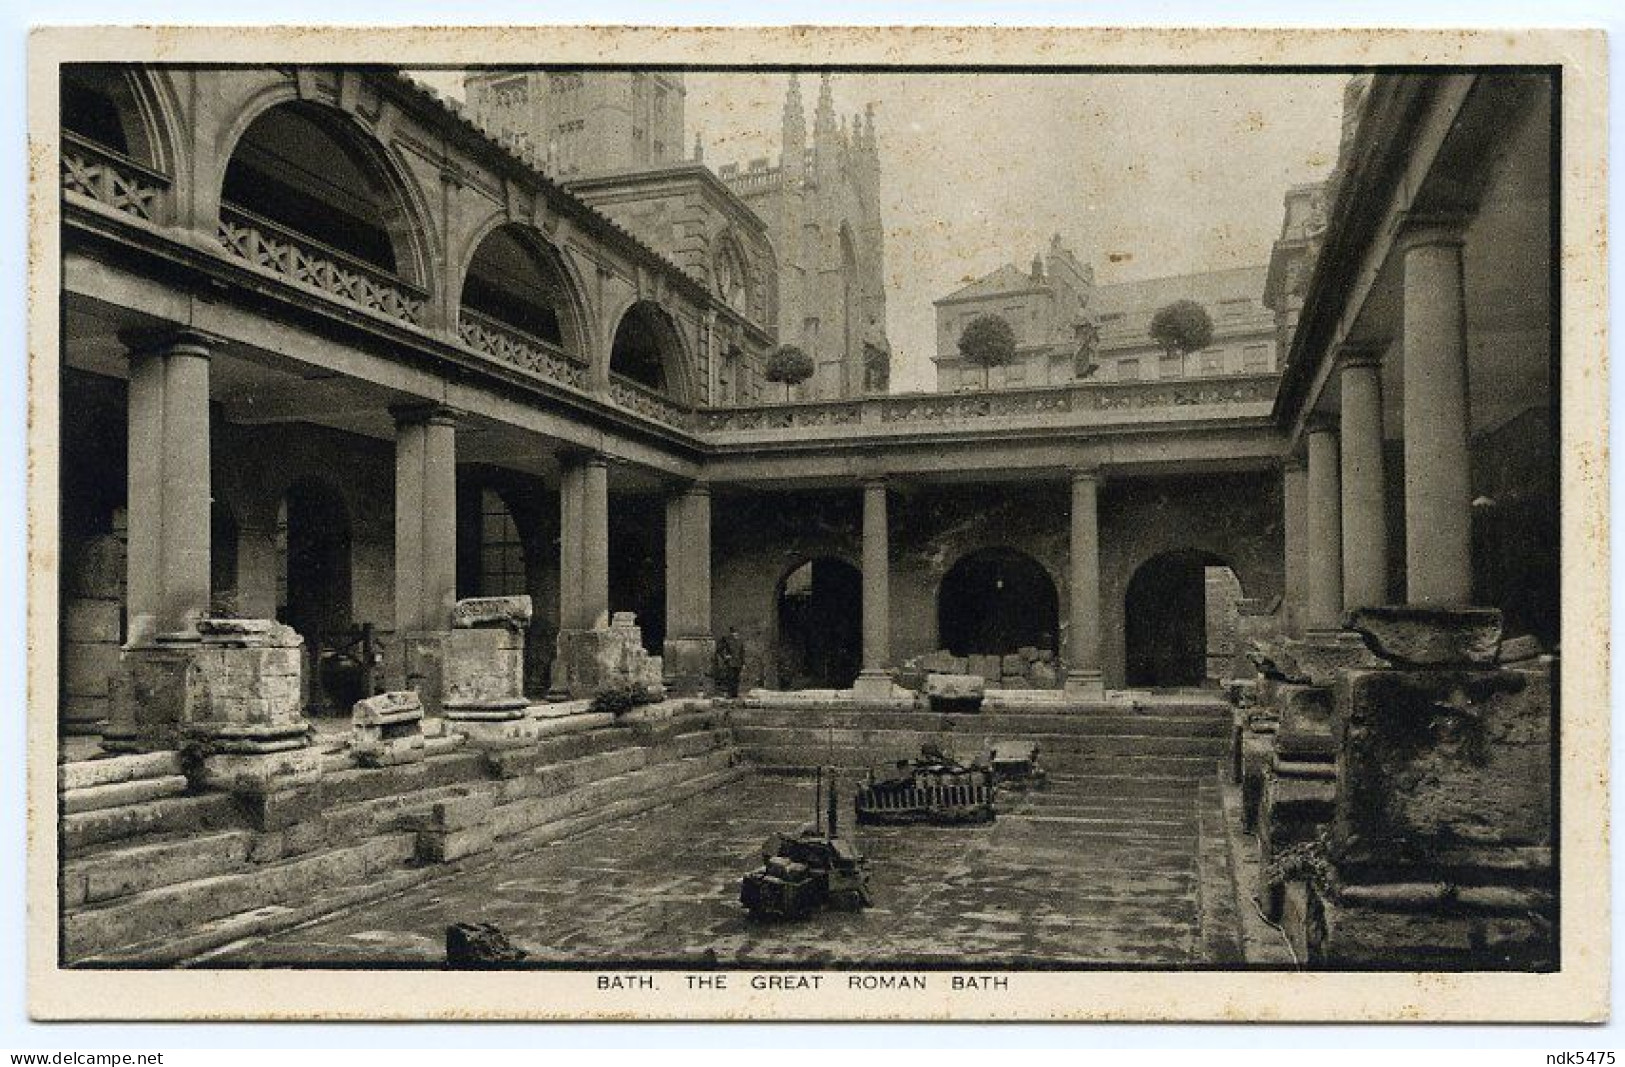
[216, 96, 434, 289]
[1122, 548, 1245, 689]
[713, 228, 752, 314]
[61, 66, 185, 222]
[608, 299, 695, 403]
[773, 555, 863, 690]
[937, 546, 1061, 658]
[455, 219, 592, 362]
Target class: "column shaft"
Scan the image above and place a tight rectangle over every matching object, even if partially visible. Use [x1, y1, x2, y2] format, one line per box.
[125, 332, 213, 639]
[1067, 471, 1102, 681]
[393, 407, 457, 634]
[580, 457, 610, 628]
[1340, 354, 1389, 610]
[558, 463, 582, 630]
[1305, 423, 1343, 631]
[1282, 460, 1309, 637]
[859, 480, 890, 675]
[1402, 229, 1474, 604]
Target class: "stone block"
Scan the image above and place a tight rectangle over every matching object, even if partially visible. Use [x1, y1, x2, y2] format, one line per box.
[63, 598, 121, 643]
[443, 627, 527, 718]
[418, 824, 496, 863]
[968, 655, 1000, 682]
[399, 632, 449, 716]
[552, 622, 666, 701]
[352, 691, 424, 727]
[197, 746, 324, 796]
[1274, 685, 1335, 763]
[61, 774, 187, 815]
[454, 716, 545, 751]
[924, 673, 985, 712]
[1332, 664, 1552, 871]
[426, 791, 496, 831]
[63, 641, 121, 699]
[452, 595, 534, 630]
[1347, 605, 1504, 667]
[1001, 654, 1025, 675]
[235, 784, 323, 832]
[1306, 880, 1555, 969]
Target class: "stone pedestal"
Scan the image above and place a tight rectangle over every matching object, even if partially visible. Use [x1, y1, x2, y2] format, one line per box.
[351, 691, 426, 768]
[1306, 606, 1556, 969]
[1257, 685, 1337, 919]
[662, 636, 717, 696]
[443, 596, 533, 750]
[852, 670, 896, 703]
[396, 632, 450, 717]
[550, 612, 666, 701]
[1063, 669, 1104, 702]
[104, 618, 310, 757]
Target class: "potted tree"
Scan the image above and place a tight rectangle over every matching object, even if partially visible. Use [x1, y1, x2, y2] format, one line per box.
[957, 313, 1018, 390]
[764, 343, 815, 403]
[1148, 299, 1215, 378]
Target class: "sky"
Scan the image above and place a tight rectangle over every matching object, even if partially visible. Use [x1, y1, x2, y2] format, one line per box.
[418, 70, 1347, 391]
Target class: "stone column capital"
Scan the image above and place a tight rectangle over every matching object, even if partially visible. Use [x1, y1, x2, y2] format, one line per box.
[1337, 341, 1387, 371]
[557, 447, 609, 471]
[1395, 213, 1469, 254]
[1305, 412, 1340, 437]
[861, 476, 888, 493]
[122, 327, 222, 362]
[1068, 466, 1101, 487]
[389, 401, 459, 429]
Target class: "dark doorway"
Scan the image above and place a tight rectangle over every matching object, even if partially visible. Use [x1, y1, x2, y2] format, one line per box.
[776, 558, 862, 689]
[609, 493, 666, 653]
[277, 479, 355, 712]
[938, 548, 1059, 657]
[1124, 550, 1239, 688]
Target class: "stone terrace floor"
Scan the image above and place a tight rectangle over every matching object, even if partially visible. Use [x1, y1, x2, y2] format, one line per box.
[205, 767, 1261, 969]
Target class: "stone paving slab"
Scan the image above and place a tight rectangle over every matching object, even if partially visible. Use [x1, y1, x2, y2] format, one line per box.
[213, 770, 1231, 969]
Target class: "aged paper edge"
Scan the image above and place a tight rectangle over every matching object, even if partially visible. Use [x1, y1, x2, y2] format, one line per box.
[23, 23, 1611, 1023]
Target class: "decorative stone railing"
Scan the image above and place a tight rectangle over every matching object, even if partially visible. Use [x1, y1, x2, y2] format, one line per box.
[217, 205, 429, 328]
[608, 375, 692, 430]
[722, 167, 784, 195]
[457, 309, 589, 392]
[60, 132, 169, 222]
[698, 373, 1281, 434]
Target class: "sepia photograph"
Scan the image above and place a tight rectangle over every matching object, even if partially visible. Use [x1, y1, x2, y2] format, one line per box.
[22, 23, 1609, 1024]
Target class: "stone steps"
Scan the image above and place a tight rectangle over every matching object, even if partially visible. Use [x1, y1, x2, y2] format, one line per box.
[732, 724, 1226, 758]
[730, 708, 1230, 736]
[62, 792, 244, 856]
[63, 716, 744, 964]
[742, 744, 1222, 779]
[64, 829, 257, 908]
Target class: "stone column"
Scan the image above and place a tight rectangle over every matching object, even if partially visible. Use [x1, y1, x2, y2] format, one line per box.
[124, 330, 213, 642]
[853, 478, 893, 701]
[557, 461, 583, 631]
[1339, 345, 1389, 611]
[580, 454, 610, 629]
[1064, 468, 1104, 701]
[1305, 417, 1343, 633]
[1282, 455, 1309, 638]
[663, 483, 716, 694]
[1401, 222, 1474, 605]
[392, 404, 457, 709]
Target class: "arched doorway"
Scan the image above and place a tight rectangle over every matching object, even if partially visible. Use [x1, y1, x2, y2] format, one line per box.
[610, 301, 687, 399]
[937, 548, 1059, 657]
[276, 479, 356, 712]
[1124, 550, 1243, 688]
[776, 558, 861, 690]
[221, 101, 418, 280]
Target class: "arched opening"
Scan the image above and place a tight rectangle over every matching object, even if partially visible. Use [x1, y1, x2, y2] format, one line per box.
[61, 67, 133, 155]
[775, 558, 862, 690]
[275, 478, 357, 713]
[459, 223, 581, 355]
[715, 234, 749, 313]
[938, 548, 1059, 658]
[610, 300, 687, 400]
[609, 493, 666, 654]
[222, 101, 408, 276]
[1124, 549, 1243, 689]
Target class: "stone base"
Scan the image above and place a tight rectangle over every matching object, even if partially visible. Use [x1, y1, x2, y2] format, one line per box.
[1282, 631, 1382, 686]
[450, 716, 545, 751]
[851, 669, 896, 703]
[397, 632, 450, 716]
[551, 623, 666, 700]
[1306, 880, 1555, 969]
[662, 636, 717, 696]
[196, 745, 324, 796]
[443, 627, 525, 709]
[1062, 669, 1104, 703]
